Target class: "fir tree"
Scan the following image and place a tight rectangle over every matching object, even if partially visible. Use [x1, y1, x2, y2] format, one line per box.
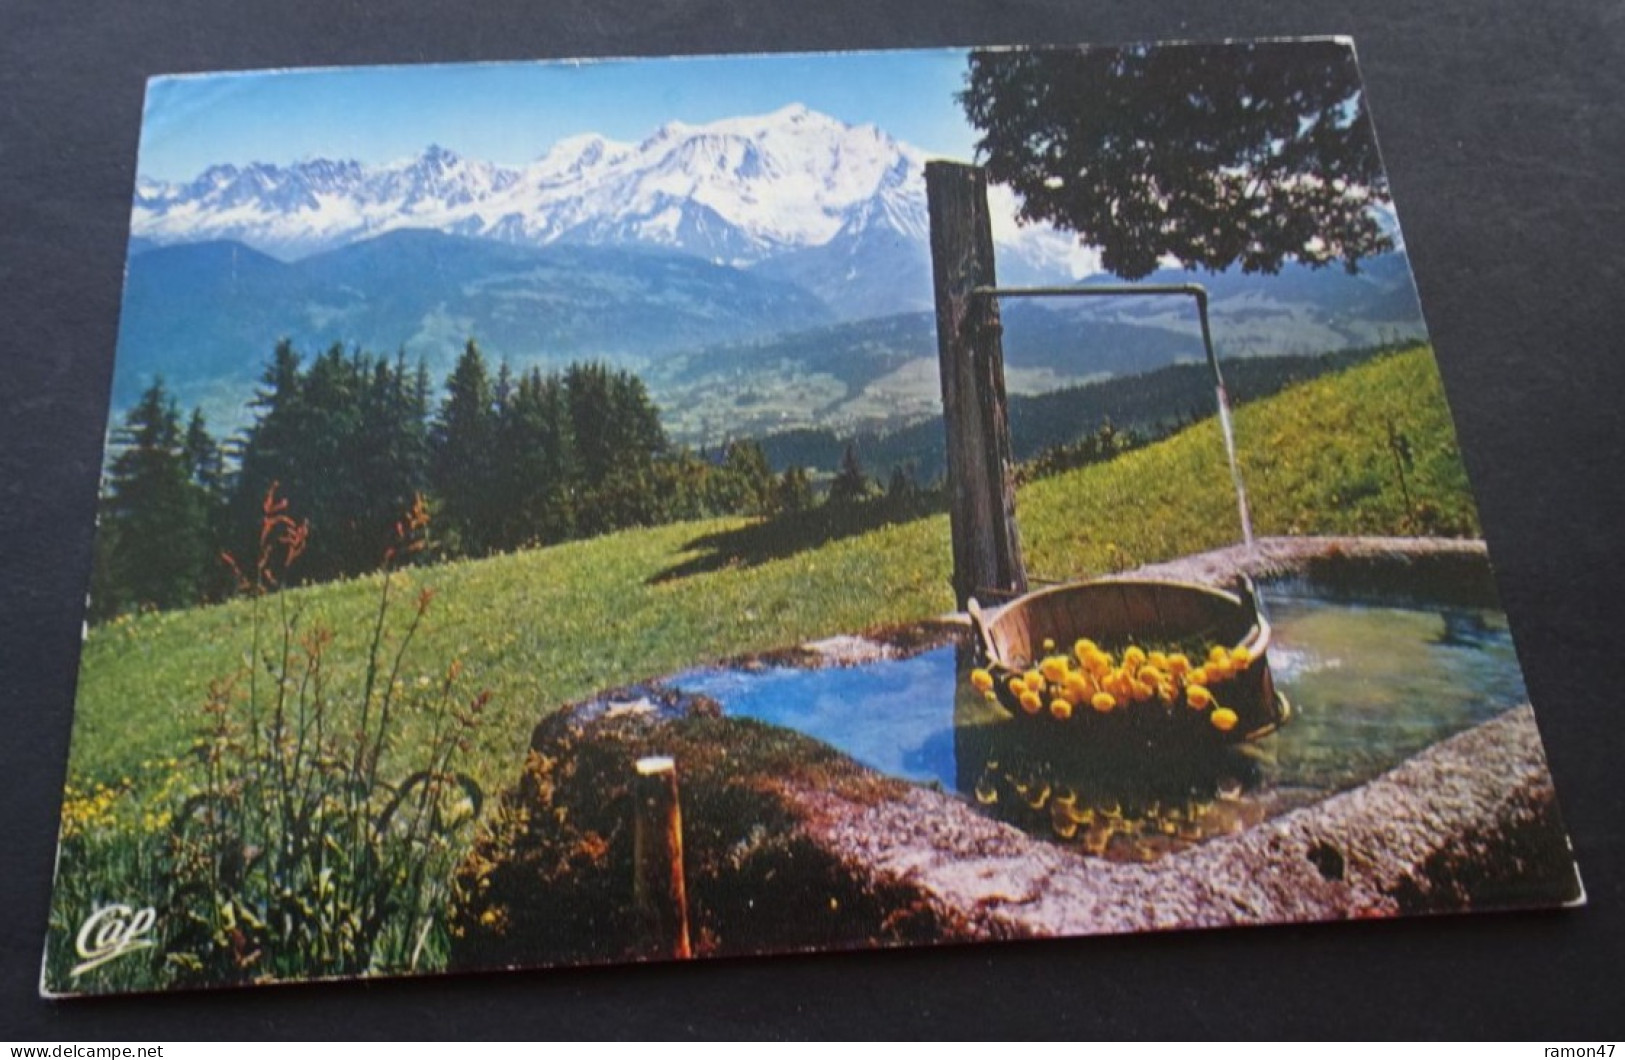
[828, 444, 872, 507]
[94, 379, 213, 617]
[432, 340, 500, 554]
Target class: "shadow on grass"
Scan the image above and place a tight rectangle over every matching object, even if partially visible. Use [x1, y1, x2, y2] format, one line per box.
[650, 494, 944, 584]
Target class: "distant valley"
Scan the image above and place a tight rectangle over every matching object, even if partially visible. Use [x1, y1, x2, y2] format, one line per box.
[113, 106, 1424, 453]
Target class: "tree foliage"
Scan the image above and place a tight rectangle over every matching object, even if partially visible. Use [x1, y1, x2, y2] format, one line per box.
[431, 341, 501, 554]
[93, 339, 920, 620]
[828, 444, 873, 508]
[961, 42, 1392, 279]
[93, 379, 218, 617]
[234, 342, 430, 582]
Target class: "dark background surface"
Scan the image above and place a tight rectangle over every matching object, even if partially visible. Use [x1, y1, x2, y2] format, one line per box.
[2, 0, 1621, 1039]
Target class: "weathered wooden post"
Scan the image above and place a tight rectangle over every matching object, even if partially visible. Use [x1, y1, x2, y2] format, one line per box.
[632, 755, 692, 959]
[927, 161, 1027, 609]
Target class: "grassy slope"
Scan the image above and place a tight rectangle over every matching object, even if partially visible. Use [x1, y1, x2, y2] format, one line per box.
[67, 346, 1477, 799]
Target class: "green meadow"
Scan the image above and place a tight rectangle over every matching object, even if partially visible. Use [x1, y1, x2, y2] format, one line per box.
[65, 345, 1476, 803]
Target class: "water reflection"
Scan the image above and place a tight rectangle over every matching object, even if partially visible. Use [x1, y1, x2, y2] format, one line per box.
[672, 589, 1528, 861]
[956, 709, 1270, 862]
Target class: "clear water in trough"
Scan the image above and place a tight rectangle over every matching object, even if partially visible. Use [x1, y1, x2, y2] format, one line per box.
[671, 586, 1528, 861]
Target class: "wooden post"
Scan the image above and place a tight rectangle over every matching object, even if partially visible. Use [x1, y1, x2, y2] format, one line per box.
[632, 755, 692, 959]
[927, 161, 1027, 609]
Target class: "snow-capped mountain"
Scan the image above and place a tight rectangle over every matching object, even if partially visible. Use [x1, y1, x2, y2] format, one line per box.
[131, 104, 1093, 309]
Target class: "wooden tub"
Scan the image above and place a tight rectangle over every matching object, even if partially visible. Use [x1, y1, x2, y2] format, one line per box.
[969, 577, 1289, 744]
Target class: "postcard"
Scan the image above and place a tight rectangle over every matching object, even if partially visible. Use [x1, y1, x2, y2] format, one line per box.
[44, 39, 1582, 996]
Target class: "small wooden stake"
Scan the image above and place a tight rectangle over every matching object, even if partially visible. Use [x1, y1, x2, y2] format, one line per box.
[632, 755, 692, 959]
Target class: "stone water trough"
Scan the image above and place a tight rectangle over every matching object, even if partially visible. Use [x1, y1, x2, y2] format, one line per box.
[447, 537, 1582, 972]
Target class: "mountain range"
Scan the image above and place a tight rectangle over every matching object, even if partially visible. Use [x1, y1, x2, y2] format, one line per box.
[118, 105, 1423, 446]
[132, 105, 1090, 307]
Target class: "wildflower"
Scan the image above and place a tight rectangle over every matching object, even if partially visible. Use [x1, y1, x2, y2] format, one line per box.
[1073, 638, 1099, 662]
[1186, 685, 1213, 710]
[1210, 707, 1239, 732]
[1019, 690, 1043, 714]
[970, 668, 995, 692]
[1091, 691, 1117, 713]
[1230, 645, 1253, 666]
[1040, 657, 1069, 684]
[1049, 698, 1073, 720]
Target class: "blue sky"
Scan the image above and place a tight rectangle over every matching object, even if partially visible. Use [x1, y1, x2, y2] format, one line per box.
[138, 50, 981, 182]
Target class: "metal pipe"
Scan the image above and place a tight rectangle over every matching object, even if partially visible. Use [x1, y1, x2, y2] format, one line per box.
[970, 282, 1255, 548]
